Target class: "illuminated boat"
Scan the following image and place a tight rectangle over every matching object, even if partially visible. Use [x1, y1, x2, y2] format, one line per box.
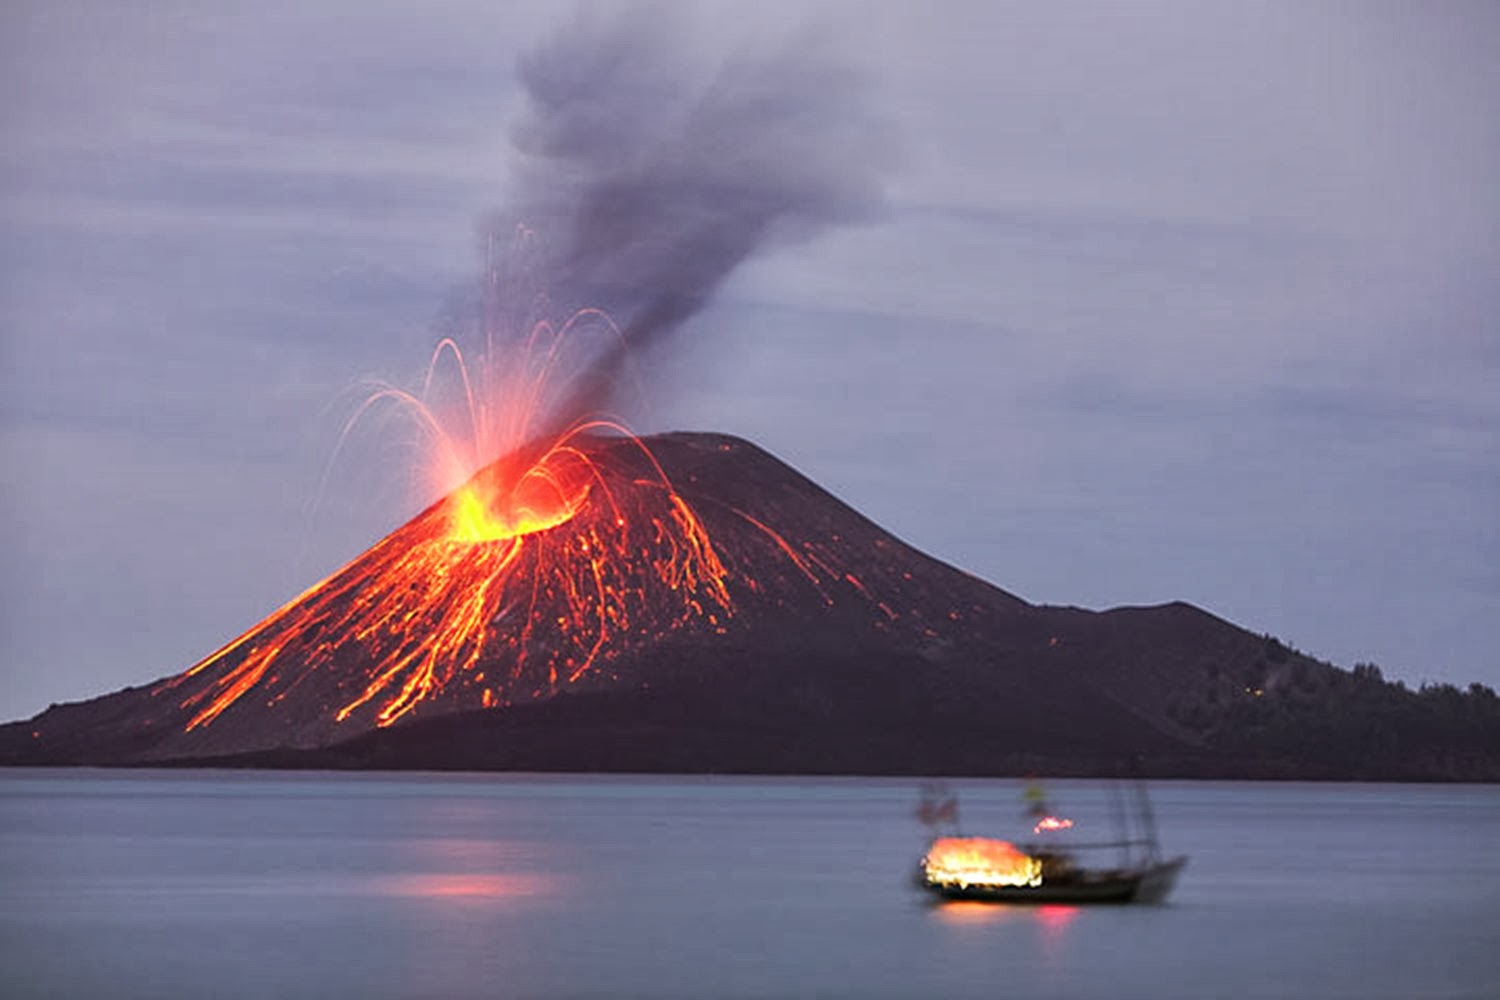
[916, 837, 1186, 904]
[914, 780, 1187, 904]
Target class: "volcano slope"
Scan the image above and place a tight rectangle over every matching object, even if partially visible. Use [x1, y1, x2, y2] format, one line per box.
[4, 432, 1497, 779]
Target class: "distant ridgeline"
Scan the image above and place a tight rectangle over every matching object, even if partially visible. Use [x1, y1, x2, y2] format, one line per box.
[3, 433, 1498, 781]
[1169, 641, 1500, 781]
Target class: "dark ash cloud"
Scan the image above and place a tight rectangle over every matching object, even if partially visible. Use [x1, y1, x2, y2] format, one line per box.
[491, 4, 897, 423]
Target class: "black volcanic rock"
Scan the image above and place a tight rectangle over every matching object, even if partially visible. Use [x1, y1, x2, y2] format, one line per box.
[4, 431, 1498, 780]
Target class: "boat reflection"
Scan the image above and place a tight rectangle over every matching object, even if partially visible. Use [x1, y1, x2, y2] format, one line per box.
[932, 900, 1080, 933]
[931, 900, 1020, 926]
[1035, 903, 1080, 934]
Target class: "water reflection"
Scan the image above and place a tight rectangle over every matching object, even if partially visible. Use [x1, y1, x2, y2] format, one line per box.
[932, 900, 1078, 937]
[931, 898, 1082, 970]
[376, 833, 563, 903]
[932, 900, 1022, 926]
[1036, 903, 1080, 935]
[1034, 904, 1081, 965]
[373, 872, 554, 900]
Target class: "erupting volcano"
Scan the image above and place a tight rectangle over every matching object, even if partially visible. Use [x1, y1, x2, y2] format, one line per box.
[96, 296, 767, 759]
[8, 425, 1500, 780]
[163, 428, 732, 744]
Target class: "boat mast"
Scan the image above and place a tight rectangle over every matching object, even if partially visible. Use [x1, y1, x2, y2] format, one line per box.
[1107, 779, 1131, 867]
[1133, 774, 1161, 864]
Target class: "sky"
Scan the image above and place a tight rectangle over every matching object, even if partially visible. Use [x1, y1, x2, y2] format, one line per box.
[2, 1, 1497, 722]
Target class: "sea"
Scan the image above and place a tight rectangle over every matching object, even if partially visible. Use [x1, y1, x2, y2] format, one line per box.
[1, 770, 1496, 999]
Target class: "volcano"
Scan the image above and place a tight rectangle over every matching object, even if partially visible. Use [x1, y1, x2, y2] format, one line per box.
[5, 432, 1498, 779]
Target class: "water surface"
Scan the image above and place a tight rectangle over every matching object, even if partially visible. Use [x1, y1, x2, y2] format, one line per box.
[2, 771, 1496, 998]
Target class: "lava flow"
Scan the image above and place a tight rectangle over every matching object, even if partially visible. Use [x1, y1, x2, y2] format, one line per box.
[151, 309, 733, 742]
[158, 426, 731, 737]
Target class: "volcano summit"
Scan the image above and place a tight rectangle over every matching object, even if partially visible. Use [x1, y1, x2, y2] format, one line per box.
[5, 432, 1497, 780]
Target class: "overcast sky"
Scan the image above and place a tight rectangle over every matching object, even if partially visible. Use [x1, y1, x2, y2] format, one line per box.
[3, 1, 1497, 721]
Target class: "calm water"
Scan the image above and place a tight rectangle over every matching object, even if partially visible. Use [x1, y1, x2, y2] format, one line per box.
[1, 771, 1496, 999]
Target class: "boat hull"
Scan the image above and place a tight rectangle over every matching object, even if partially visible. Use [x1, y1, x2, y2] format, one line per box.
[922, 856, 1187, 905]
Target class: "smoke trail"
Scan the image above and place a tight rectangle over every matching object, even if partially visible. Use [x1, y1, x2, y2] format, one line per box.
[493, 3, 896, 423]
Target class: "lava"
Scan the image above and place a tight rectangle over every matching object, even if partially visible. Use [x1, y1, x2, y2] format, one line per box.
[154, 301, 734, 736]
[446, 440, 593, 544]
[163, 426, 731, 734]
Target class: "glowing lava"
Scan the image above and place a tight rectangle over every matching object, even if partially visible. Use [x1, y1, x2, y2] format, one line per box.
[448, 458, 588, 544]
[161, 426, 731, 735]
[153, 304, 734, 737]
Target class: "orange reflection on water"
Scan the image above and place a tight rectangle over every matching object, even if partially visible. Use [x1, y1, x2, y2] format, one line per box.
[375, 872, 557, 901]
[932, 900, 1020, 926]
[1036, 903, 1080, 937]
[1035, 904, 1080, 965]
[932, 900, 1081, 942]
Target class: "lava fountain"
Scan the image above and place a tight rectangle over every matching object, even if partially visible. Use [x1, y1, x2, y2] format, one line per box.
[152, 308, 732, 742]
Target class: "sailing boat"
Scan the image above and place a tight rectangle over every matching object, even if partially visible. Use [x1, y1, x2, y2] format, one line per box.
[913, 779, 1187, 904]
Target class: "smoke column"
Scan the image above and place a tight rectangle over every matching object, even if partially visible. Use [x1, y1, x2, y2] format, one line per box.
[494, 4, 896, 428]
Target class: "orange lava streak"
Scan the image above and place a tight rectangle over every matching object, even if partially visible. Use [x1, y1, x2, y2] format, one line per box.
[724, 506, 825, 591]
[173, 428, 731, 733]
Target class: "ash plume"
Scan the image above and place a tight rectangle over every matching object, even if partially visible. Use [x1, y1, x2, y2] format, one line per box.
[493, 3, 896, 424]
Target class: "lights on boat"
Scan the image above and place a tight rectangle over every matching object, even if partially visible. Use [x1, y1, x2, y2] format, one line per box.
[921, 837, 1043, 889]
[1033, 815, 1074, 834]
